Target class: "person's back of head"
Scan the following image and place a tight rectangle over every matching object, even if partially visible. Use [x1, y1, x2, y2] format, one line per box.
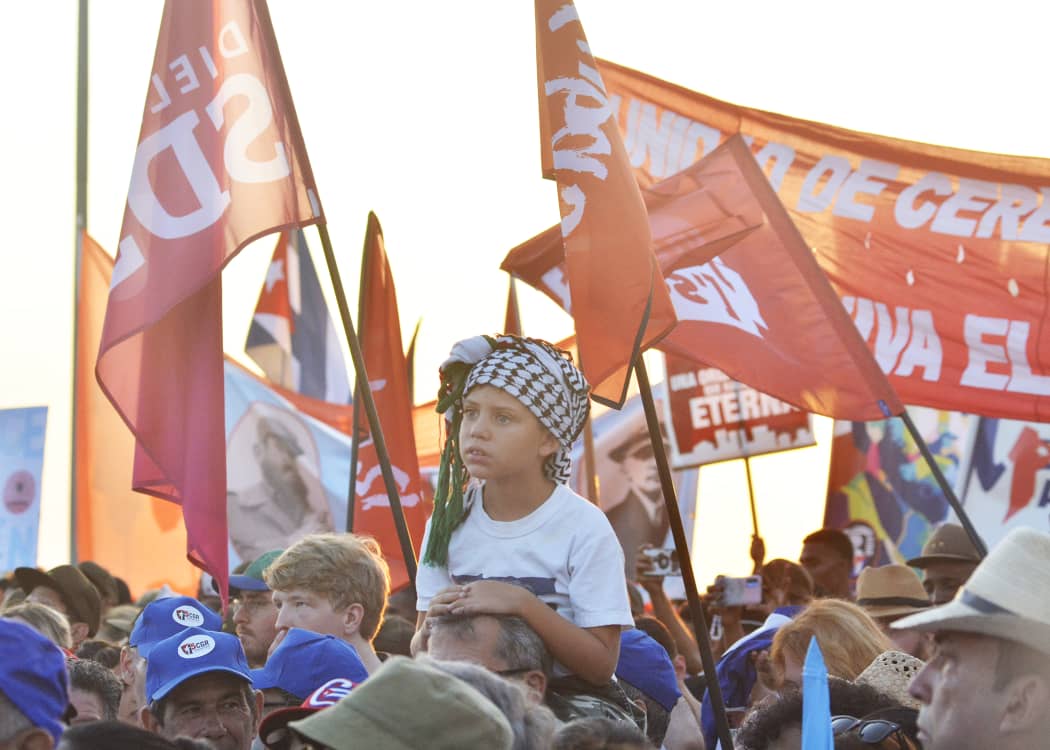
[771, 599, 893, 688]
[373, 613, 415, 657]
[552, 716, 655, 750]
[264, 533, 390, 641]
[57, 719, 213, 750]
[762, 558, 815, 607]
[67, 657, 122, 723]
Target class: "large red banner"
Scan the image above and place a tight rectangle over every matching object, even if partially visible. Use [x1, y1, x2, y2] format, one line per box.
[96, 1, 322, 600]
[598, 59, 1050, 422]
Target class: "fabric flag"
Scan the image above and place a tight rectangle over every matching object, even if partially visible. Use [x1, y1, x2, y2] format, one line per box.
[246, 229, 350, 403]
[352, 212, 429, 591]
[824, 407, 977, 574]
[0, 407, 47, 571]
[534, 0, 676, 407]
[75, 234, 199, 596]
[506, 135, 905, 421]
[95, 1, 323, 601]
[801, 637, 834, 750]
[599, 59, 1050, 422]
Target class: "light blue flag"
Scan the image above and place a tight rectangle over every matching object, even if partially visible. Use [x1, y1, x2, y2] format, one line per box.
[802, 636, 834, 750]
[0, 406, 47, 570]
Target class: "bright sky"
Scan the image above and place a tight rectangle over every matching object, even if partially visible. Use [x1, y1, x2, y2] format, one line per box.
[3, 0, 1049, 583]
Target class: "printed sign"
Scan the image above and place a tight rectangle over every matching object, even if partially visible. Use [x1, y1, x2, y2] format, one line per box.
[0, 407, 46, 571]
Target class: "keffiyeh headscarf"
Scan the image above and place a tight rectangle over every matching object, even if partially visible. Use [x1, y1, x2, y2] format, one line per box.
[422, 335, 590, 566]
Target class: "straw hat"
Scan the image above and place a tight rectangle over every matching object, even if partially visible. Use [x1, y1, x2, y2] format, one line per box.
[856, 565, 930, 619]
[906, 523, 982, 568]
[856, 650, 924, 710]
[893, 527, 1050, 656]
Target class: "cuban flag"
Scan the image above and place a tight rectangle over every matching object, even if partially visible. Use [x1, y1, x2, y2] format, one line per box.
[246, 229, 351, 404]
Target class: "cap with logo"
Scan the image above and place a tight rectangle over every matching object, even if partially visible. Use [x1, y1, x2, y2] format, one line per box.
[251, 628, 368, 700]
[259, 677, 359, 748]
[616, 628, 682, 712]
[228, 549, 284, 593]
[130, 595, 223, 657]
[905, 523, 982, 568]
[145, 626, 253, 703]
[14, 564, 103, 637]
[0, 619, 69, 742]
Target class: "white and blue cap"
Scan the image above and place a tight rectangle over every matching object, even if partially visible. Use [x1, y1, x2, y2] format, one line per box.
[251, 628, 368, 700]
[130, 596, 223, 657]
[145, 627, 252, 703]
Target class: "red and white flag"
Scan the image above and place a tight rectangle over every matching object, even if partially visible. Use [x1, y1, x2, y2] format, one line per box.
[534, 0, 676, 407]
[353, 213, 429, 591]
[96, 1, 322, 601]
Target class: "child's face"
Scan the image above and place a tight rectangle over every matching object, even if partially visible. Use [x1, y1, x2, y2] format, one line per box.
[459, 385, 560, 483]
[272, 587, 352, 640]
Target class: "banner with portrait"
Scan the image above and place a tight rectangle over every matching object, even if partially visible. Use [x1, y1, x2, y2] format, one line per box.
[0, 406, 46, 571]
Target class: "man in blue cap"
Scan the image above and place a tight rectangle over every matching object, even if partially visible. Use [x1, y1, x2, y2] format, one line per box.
[0, 618, 69, 749]
[116, 596, 223, 726]
[228, 550, 282, 668]
[249, 628, 368, 722]
[141, 626, 260, 750]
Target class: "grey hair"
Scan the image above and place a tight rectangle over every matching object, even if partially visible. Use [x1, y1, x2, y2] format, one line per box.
[424, 657, 560, 750]
[432, 614, 553, 678]
[0, 691, 33, 743]
[3, 601, 73, 650]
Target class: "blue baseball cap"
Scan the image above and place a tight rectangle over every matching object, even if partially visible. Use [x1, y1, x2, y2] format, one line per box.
[228, 549, 283, 593]
[251, 628, 368, 700]
[130, 596, 223, 657]
[0, 618, 69, 741]
[145, 627, 252, 703]
[615, 628, 682, 712]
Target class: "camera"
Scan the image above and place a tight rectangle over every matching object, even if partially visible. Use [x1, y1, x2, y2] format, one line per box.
[716, 574, 763, 606]
[641, 547, 680, 577]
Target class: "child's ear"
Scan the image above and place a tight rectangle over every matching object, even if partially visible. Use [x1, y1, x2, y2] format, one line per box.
[539, 430, 560, 458]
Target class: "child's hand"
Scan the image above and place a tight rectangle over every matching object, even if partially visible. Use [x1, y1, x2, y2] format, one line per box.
[448, 580, 529, 617]
[424, 585, 468, 620]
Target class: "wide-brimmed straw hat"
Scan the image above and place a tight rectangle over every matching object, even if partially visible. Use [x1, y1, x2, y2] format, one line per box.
[893, 527, 1050, 656]
[856, 565, 930, 619]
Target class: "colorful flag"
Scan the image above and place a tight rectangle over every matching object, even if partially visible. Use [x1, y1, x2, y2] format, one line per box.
[824, 407, 977, 574]
[75, 234, 199, 597]
[351, 212, 429, 591]
[599, 58, 1050, 422]
[246, 229, 350, 403]
[95, 1, 322, 601]
[0, 406, 47, 571]
[534, 0, 676, 407]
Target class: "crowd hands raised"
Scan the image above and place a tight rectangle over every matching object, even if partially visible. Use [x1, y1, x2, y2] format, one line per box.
[4, 334, 1050, 749]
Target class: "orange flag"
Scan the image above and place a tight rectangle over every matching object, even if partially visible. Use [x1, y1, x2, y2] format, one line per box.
[353, 213, 429, 591]
[534, 0, 676, 407]
[95, 1, 322, 602]
[75, 234, 199, 597]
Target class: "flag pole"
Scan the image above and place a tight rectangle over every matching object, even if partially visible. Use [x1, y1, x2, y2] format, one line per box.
[315, 222, 417, 581]
[635, 355, 735, 750]
[70, 0, 89, 563]
[344, 220, 375, 534]
[899, 409, 987, 558]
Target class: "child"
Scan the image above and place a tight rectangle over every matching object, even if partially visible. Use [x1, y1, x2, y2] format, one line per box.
[413, 335, 633, 686]
[264, 533, 390, 674]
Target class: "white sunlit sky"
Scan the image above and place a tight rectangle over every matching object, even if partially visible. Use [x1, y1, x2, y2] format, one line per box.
[2, 0, 1048, 584]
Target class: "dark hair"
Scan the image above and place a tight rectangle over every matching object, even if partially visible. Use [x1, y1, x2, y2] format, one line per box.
[761, 559, 815, 604]
[59, 720, 213, 750]
[552, 716, 655, 750]
[113, 577, 133, 605]
[632, 616, 677, 660]
[76, 639, 121, 669]
[619, 679, 669, 746]
[736, 678, 901, 750]
[67, 657, 122, 721]
[373, 614, 416, 657]
[803, 529, 854, 563]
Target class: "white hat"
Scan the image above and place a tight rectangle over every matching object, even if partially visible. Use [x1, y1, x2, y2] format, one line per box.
[893, 527, 1050, 656]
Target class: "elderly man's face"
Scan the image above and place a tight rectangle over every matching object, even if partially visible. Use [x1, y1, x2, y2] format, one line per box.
[908, 631, 1005, 750]
[148, 673, 260, 750]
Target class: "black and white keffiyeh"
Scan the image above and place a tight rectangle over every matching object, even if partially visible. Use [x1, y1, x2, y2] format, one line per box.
[422, 335, 590, 566]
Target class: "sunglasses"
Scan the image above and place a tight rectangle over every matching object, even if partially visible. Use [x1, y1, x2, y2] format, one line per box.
[831, 715, 905, 744]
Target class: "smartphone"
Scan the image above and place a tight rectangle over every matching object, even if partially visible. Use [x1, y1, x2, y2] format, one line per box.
[641, 547, 681, 577]
[718, 574, 763, 606]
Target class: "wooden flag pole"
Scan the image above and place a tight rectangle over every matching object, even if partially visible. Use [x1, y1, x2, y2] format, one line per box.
[316, 222, 417, 581]
[899, 410, 987, 558]
[635, 356, 736, 750]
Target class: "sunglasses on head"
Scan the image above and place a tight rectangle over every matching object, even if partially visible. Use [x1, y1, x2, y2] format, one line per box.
[831, 715, 905, 744]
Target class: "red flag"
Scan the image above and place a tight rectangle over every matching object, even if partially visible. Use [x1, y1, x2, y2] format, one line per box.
[534, 0, 676, 407]
[354, 213, 430, 591]
[96, 1, 322, 602]
[506, 135, 904, 421]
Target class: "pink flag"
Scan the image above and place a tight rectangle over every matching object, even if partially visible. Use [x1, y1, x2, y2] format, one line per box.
[96, 0, 322, 602]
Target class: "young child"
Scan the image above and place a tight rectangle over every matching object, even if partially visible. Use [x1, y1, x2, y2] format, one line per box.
[264, 532, 390, 674]
[413, 335, 633, 686]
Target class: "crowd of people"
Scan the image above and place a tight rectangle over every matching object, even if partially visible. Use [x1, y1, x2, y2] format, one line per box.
[3, 335, 1050, 750]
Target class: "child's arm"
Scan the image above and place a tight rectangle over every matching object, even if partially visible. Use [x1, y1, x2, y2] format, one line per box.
[447, 580, 621, 685]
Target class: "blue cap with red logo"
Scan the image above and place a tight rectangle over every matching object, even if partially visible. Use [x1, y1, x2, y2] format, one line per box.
[145, 627, 252, 702]
[130, 596, 223, 657]
[251, 628, 368, 700]
[0, 618, 69, 742]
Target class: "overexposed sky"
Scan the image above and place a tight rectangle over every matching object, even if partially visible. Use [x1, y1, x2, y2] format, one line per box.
[2, 0, 1048, 580]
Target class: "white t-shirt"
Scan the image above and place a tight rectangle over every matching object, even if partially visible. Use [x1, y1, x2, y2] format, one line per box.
[416, 483, 633, 631]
